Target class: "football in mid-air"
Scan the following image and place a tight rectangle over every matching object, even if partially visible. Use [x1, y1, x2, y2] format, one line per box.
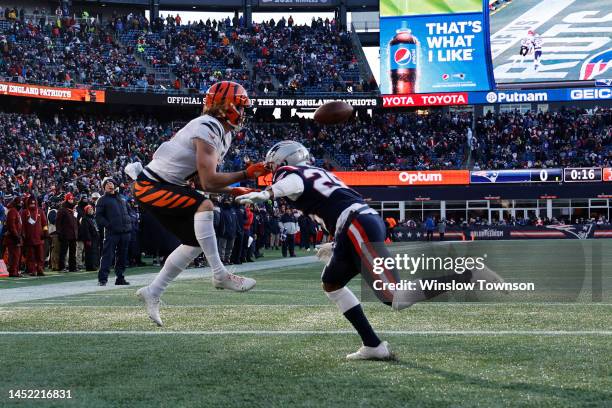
[313, 101, 354, 125]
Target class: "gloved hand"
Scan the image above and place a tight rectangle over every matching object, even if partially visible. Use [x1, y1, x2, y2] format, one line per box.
[229, 187, 259, 197]
[245, 162, 270, 179]
[235, 190, 271, 204]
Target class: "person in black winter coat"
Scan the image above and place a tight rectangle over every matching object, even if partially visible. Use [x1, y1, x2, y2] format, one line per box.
[79, 205, 100, 271]
[56, 192, 79, 272]
[95, 178, 131, 286]
[217, 197, 237, 264]
[127, 200, 144, 267]
[267, 210, 281, 250]
[231, 203, 245, 264]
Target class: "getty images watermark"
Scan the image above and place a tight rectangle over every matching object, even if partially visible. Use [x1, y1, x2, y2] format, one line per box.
[370, 253, 535, 292]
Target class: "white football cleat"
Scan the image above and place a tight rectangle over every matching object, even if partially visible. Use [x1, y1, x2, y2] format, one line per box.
[346, 341, 394, 361]
[136, 286, 163, 327]
[212, 272, 256, 292]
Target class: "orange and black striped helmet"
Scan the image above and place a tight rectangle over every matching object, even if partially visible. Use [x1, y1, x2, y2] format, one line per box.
[204, 81, 251, 130]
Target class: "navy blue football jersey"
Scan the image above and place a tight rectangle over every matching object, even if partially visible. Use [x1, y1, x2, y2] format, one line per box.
[273, 165, 365, 233]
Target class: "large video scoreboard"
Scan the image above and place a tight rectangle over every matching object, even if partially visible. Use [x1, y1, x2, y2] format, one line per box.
[379, 0, 612, 107]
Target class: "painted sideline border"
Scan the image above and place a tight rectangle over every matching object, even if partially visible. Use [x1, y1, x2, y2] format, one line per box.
[0, 330, 610, 336]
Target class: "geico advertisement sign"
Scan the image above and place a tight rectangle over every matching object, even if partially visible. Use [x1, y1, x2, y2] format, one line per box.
[569, 88, 611, 101]
[257, 170, 470, 186]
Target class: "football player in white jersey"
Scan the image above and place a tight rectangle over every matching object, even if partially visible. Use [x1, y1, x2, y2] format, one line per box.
[130, 81, 269, 326]
[512, 30, 534, 66]
[532, 33, 543, 71]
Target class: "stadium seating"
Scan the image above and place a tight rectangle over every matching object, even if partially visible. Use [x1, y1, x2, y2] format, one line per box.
[0, 11, 374, 95]
[1, 108, 608, 200]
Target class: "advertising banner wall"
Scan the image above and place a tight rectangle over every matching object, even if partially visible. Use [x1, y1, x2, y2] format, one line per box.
[0, 81, 105, 103]
[258, 170, 470, 186]
[392, 224, 610, 242]
[105, 91, 379, 108]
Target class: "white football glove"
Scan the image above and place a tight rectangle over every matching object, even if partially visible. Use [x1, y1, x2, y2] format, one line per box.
[315, 242, 334, 264]
[235, 190, 271, 204]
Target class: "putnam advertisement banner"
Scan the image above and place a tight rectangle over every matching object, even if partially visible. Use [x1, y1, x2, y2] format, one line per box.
[380, 0, 494, 94]
[0, 81, 105, 103]
[258, 170, 470, 187]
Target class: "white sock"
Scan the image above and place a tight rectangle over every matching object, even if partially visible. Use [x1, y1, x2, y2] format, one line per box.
[148, 245, 201, 298]
[194, 211, 227, 279]
[325, 287, 360, 313]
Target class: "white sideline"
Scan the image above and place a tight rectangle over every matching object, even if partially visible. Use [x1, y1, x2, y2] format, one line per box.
[0, 256, 318, 305]
[0, 330, 610, 336]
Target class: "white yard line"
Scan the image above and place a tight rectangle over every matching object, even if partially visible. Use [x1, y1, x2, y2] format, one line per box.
[0, 330, 610, 336]
[0, 257, 318, 305]
[4, 303, 611, 309]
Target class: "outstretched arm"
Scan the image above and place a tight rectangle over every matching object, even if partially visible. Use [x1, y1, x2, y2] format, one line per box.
[236, 173, 304, 204]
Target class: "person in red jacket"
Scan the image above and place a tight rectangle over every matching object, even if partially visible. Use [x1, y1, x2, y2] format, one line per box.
[56, 192, 79, 272]
[21, 195, 48, 276]
[3, 195, 24, 277]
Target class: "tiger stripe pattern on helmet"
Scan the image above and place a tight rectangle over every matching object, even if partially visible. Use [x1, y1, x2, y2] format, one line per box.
[205, 81, 251, 130]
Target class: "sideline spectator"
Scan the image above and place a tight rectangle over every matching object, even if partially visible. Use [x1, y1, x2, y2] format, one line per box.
[218, 196, 237, 264]
[79, 204, 100, 271]
[280, 207, 298, 257]
[425, 216, 435, 241]
[95, 177, 131, 286]
[21, 195, 47, 276]
[438, 218, 446, 241]
[0, 194, 6, 257]
[3, 195, 23, 277]
[267, 209, 281, 250]
[56, 192, 79, 272]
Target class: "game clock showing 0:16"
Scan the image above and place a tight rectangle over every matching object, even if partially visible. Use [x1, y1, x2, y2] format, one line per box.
[563, 168, 603, 182]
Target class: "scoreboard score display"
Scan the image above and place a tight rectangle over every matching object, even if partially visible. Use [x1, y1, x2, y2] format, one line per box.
[563, 168, 603, 183]
[470, 169, 563, 184]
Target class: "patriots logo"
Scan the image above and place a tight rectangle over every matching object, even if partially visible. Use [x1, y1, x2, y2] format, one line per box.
[580, 48, 612, 80]
[472, 171, 500, 183]
[546, 224, 593, 240]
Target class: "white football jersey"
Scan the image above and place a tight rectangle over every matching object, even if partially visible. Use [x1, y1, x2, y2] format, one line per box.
[533, 36, 543, 51]
[146, 115, 232, 186]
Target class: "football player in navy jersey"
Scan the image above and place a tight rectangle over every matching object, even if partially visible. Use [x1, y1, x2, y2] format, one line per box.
[237, 141, 505, 360]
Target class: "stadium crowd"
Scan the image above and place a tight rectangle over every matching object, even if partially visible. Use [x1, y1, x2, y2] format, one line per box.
[471, 108, 612, 169]
[0, 9, 149, 89]
[0, 6, 373, 95]
[0, 107, 610, 278]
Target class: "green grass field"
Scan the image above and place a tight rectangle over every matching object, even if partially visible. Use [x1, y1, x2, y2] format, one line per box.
[1, 241, 611, 407]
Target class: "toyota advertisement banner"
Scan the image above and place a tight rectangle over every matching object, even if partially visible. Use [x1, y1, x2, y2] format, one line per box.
[379, 0, 494, 95]
[382, 87, 612, 107]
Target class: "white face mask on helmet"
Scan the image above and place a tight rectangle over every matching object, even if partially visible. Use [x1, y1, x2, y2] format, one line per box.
[265, 141, 312, 172]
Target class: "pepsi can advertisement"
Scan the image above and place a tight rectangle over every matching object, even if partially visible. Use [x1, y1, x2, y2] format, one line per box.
[380, 0, 494, 95]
